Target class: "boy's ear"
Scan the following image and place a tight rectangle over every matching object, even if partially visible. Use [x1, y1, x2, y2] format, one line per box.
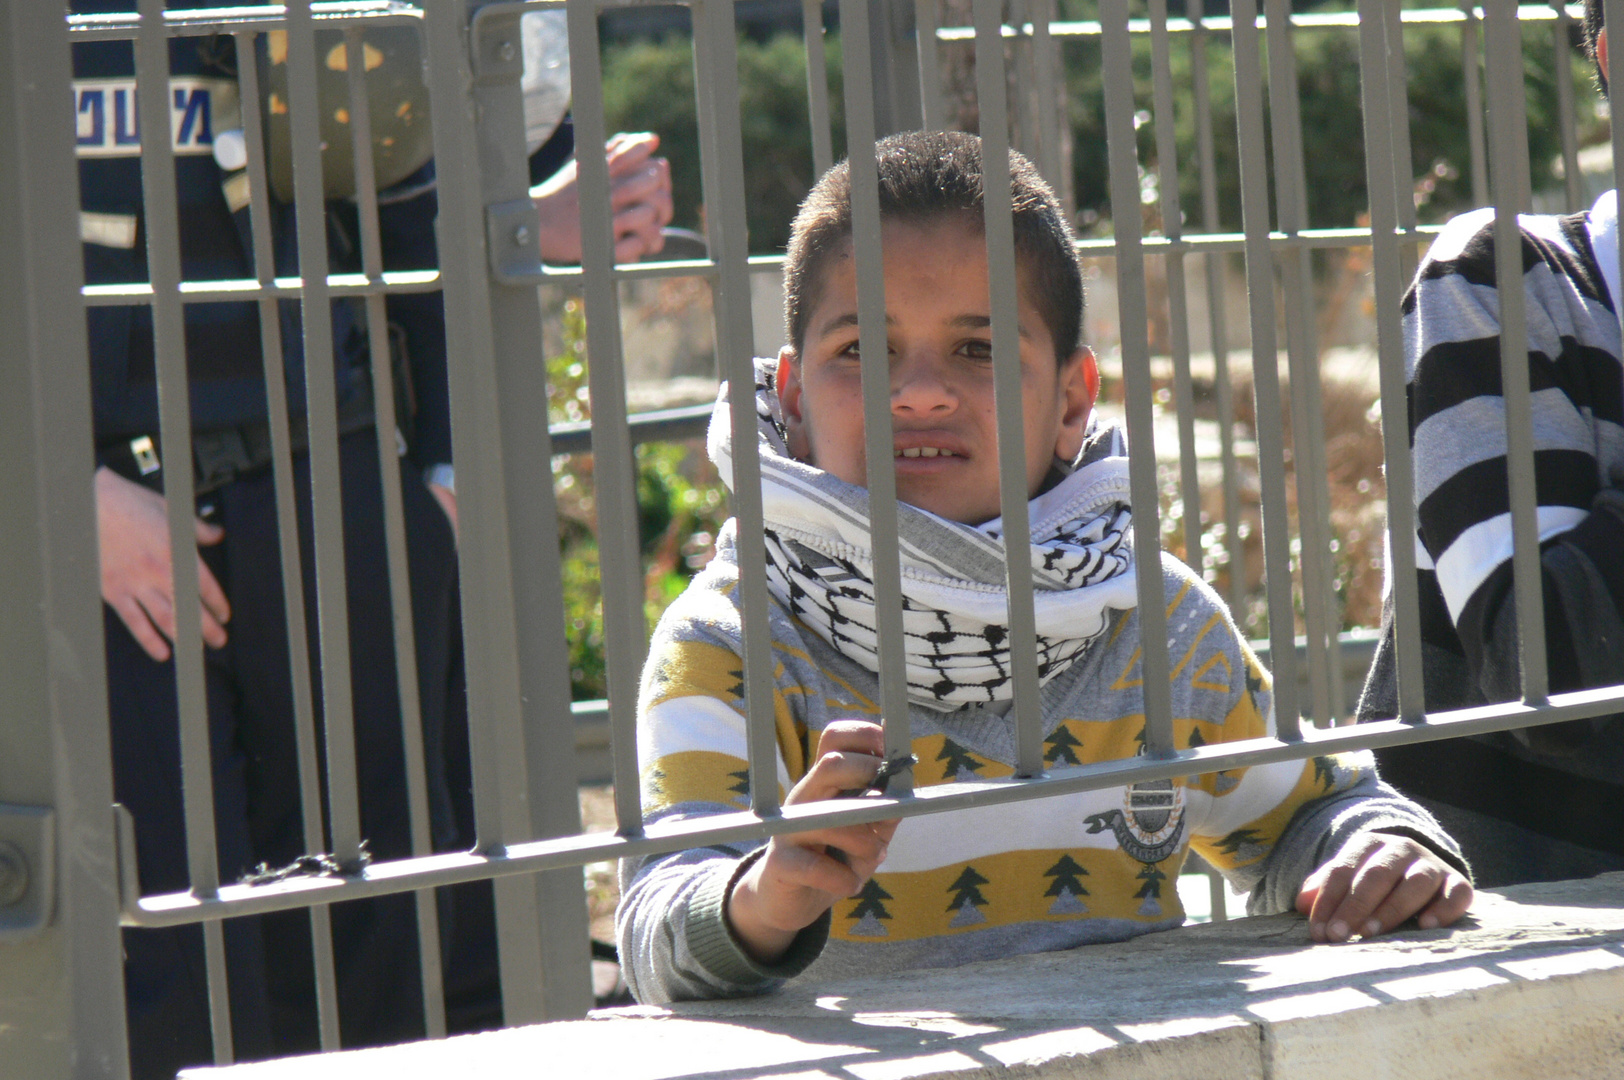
[776, 346, 812, 462]
[1054, 346, 1098, 463]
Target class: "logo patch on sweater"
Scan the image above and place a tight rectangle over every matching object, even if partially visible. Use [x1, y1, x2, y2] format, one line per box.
[1083, 779, 1186, 864]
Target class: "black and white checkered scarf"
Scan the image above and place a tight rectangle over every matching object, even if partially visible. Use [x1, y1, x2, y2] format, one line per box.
[708, 359, 1139, 708]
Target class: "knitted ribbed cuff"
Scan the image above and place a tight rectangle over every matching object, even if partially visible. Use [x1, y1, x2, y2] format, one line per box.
[684, 849, 831, 989]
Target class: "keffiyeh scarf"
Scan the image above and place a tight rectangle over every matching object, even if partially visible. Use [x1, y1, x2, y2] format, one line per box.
[707, 359, 1140, 708]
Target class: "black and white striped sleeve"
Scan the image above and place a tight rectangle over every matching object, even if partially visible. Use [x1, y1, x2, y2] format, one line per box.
[1405, 208, 1624, 746]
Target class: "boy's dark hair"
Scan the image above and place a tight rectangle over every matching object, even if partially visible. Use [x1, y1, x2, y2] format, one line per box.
[1584, 0, 1606, 88]
[782, 130, 1084, 365]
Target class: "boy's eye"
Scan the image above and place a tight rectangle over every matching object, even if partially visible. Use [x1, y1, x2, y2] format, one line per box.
[960, 339, 994, 361]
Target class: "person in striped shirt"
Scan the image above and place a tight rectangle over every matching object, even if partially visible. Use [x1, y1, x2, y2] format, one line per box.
[617, 130, 1470, 1004]
[1357, 0, 1624, 887]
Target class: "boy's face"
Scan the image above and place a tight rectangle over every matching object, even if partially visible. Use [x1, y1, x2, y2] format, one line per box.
[777, 216, 1097, 527]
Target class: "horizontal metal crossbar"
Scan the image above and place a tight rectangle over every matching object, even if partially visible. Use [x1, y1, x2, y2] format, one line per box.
[121, 683, 1624, 928]
[935, 3, 1584, 40]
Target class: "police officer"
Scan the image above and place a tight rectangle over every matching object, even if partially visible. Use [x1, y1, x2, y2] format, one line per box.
[72, 4, 671, 1076]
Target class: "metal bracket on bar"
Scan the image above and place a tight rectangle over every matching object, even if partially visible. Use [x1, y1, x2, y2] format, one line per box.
[0, 804, 55, 941]
[486, 197, 551, 285]
[113, 802, 141, 924]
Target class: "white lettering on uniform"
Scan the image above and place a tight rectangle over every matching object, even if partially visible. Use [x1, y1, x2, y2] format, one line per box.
[73, 77, 241, 158]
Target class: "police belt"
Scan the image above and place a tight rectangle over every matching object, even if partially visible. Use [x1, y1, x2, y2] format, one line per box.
[100, 396, 376, 497]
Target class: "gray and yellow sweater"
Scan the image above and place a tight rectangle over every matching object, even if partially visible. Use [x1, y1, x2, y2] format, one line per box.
[616, 531, 1463, 1003]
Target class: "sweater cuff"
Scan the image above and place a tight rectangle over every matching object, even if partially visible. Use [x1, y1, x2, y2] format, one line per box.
[1366, 825, 1473, 882]
[684, 848, 831, 989]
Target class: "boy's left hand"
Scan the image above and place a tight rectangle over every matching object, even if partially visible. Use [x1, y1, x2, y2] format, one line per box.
[1296, 831, 1472, 942]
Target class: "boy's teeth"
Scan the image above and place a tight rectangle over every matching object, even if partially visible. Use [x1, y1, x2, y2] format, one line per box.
[896, 447, 953, 458]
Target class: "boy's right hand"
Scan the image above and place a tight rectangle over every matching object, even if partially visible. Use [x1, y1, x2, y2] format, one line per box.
[725, 720, 901, 964]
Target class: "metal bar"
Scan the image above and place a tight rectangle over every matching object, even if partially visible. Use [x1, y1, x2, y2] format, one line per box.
[84, 227, 1463, 304]
[287, 0, 366, 874]
[570, 0, 654, 839]
[805, 0, 836, 177]
[231, 28, 343, 1047]
[914, 0, 946, 132]
[124, 675, 1624, 928]
[696, 0, 782, 812]
[475, 0, 597, 1020]
[1358, 0, 1426, 726]
[0, 0, 130, 1071]
[1552, 0, 1583, 212]
[1228, 0, 1301, 741]
[1188, 0, 1246, 623]
[343, 25, 447, 1040]
[1265, 0, 1336, 726]
[1029, 0, 1062, 192]
[1384, 0, 1423, 285]
[83, 269, 443, 303]
[1608, 0, 1624, 378]
[1101, 0, 1175, 760]
[1463, 2, 1491, 207]
[839, 0, 913, 772]
[134, 0, 236, 1060]
[691, 7, 726, 259]
[1485, 0, 1549, 704]
[928, 3, 1587, 39]
[1148, 0, 1204, 592]
[974, 0, 1044, 779]
[420, 0, 557, 1025]
[68, 3, 424, 40]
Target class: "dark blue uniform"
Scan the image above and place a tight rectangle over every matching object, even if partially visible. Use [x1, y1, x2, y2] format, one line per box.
[72, 8, 497, 1075]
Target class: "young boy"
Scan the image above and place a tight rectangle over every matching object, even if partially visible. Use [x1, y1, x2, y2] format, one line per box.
[619, 130, 1470, 1003]
[1358, 0, 1624, 887]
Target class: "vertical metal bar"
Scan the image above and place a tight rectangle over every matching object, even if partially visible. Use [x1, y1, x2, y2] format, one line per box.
[1206, 866, 1227, 923]
[1357, 0, 1426, 726]
[1552, 0, 1583, 213]
[286, 0, 365, 872]
[343, 26, 446, 1040]
[1029, 0, 1062, 191]
[571, 0, 654, 836]
[1384, 0, 1421, 283]
[1264, 0, 1337, 725]
[839, 0, 914, 772]
[1228, 0, 1300, 740]
[0, 0, 130, 1072]
[1608, 0, 1624, 337]
[423, 0, 584, 1024]
[1462, 2, 1491, 209]
[231, 29, 342, 1050]
[696, 0, 780, 812]
[134, 0, 234, 1059]
[1101, 0, 1175, 759]
[1148, 0, 1204, 593]
[692, 7, 726, 256]
[1484, 0, 1549, 705]
[805, 0, 836, 175]
[484, 2, 598, 1019]
[974, 0, 1044, 778]
[1189, 0, 1245, 622]
[914, 0, 946, 133]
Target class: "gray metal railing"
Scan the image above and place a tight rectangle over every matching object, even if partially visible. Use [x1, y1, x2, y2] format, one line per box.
[3, 1, 1620, 1075]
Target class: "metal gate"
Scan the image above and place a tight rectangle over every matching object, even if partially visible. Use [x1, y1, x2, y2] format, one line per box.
[2, 2, 1619, 1076]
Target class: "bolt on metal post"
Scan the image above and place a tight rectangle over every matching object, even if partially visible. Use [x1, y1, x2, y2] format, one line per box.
[0, 841, 29, 907]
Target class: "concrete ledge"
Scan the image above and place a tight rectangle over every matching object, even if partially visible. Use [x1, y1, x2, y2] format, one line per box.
[190, 873, 1624, 1080]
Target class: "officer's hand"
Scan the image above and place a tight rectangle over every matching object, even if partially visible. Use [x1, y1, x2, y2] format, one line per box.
[96, 467, 231, 662]
[1296, 831, 1472, 942]
[725, 720, 900, 964]
[427, 480, 457, 541]
[530, 132, 673, 264]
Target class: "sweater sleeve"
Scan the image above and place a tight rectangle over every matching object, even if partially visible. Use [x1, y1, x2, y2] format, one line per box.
[1174, 585, 1466, 910]
[1406, 209, 1624, 752]
[615, 578, 822, 1003]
